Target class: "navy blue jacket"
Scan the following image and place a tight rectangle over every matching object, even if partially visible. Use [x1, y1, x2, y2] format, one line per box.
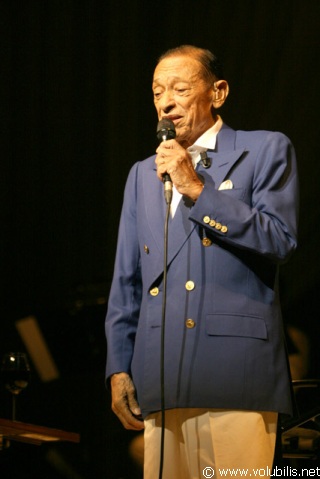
[105, 124, 299, 418]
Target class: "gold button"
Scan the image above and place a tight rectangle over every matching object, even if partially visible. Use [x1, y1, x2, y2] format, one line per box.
[185, 319, 195, 329]
[203, 216, 210, 224]
[215, 223, 222, 230]
[209, 219, 216, 227]
[150, 287, 159, 296]
[221, 225, 228, 233]
[144, 245, 149, 254]
[185, 281, 195, 291]
[202, 237, 212, 247]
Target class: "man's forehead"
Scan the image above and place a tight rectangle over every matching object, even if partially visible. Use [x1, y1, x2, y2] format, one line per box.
[153, 56, 202, 83]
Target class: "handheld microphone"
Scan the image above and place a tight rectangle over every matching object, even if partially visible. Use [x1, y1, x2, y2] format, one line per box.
[156, 119, 176, 204]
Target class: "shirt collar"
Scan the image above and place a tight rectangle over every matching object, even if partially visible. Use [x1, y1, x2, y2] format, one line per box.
[187, 115, 223, 166]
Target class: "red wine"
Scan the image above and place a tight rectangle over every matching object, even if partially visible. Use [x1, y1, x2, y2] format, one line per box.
[1, 369, 30, 395]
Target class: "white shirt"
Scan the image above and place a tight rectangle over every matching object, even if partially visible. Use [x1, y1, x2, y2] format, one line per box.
[171, 116, 223, 217]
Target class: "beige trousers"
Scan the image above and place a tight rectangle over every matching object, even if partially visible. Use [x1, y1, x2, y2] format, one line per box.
[144, 408, 278, 479]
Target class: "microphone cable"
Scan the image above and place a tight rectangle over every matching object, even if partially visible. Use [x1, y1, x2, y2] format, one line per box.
[155, 118, 175, 479]
[159, 199, 170, 479]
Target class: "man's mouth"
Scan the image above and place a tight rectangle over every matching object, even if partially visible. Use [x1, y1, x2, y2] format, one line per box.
[162, 115, 182, 124]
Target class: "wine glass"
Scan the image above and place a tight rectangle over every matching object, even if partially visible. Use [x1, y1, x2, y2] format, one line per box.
[1, 352, 30, 421]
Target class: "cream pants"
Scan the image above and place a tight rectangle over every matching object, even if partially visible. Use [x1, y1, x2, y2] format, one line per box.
[144, 408, 278, 479]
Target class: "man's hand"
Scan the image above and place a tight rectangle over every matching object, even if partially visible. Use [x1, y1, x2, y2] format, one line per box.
[155, 139, 204, 202]
[110, 372, 145, 431]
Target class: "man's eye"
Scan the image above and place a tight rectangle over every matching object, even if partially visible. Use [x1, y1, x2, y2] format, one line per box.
[153, 91, 162, 99]
[175, 87, 189, 94]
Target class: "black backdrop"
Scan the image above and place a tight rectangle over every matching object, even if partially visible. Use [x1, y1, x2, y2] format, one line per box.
[0, 1, 320, 478]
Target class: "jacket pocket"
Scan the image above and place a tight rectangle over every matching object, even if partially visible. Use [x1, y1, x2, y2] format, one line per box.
[205, 314, 267, 340]
[219, 187, 246, 201]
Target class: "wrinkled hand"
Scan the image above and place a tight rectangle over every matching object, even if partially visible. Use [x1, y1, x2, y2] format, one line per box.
[155, 139, 204, 202]
[110, 372, 145, 431]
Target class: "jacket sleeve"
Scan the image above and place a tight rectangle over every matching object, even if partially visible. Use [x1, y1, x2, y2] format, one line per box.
[190, 131, 299, 263]
[105, 163, 142, 379]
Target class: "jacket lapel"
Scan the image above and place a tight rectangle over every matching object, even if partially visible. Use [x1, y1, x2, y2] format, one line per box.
[144, 165, 167, 253]
[167, 196, 196, 264]
[144, 165, 196, 285]
[199, 148, 246, 187]
[197, 124, 246, 187]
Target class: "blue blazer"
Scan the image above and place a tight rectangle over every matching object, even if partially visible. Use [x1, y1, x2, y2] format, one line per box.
[105, 124, 299, 418]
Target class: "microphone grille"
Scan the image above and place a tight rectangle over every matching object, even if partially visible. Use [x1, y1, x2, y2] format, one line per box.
[156, 119, 176, 142]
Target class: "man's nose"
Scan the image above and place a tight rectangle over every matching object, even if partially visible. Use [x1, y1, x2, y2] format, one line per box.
[159, 90, 175, 112]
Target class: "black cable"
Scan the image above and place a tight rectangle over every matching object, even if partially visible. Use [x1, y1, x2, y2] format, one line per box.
[159, 201, 171, 479]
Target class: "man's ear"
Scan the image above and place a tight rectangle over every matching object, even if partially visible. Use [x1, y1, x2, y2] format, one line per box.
[212, 80, 229, 108]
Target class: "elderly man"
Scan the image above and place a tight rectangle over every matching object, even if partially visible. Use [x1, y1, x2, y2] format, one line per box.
[105, 45, 298, 478]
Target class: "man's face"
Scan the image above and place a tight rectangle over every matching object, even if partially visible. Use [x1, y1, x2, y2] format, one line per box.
[152, 55, 215, 148]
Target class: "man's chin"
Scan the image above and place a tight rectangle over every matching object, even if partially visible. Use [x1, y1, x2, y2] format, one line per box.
[176, 131, 192, 148]
[175, 127, 190, 143]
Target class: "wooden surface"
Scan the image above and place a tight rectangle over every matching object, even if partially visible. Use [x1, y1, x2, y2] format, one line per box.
[0, 418, 80, 446]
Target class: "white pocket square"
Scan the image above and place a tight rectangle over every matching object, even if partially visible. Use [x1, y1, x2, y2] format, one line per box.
[218, 179, 233, 190]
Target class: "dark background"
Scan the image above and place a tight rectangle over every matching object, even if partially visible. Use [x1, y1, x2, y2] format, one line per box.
[0, 1, 319, 477]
